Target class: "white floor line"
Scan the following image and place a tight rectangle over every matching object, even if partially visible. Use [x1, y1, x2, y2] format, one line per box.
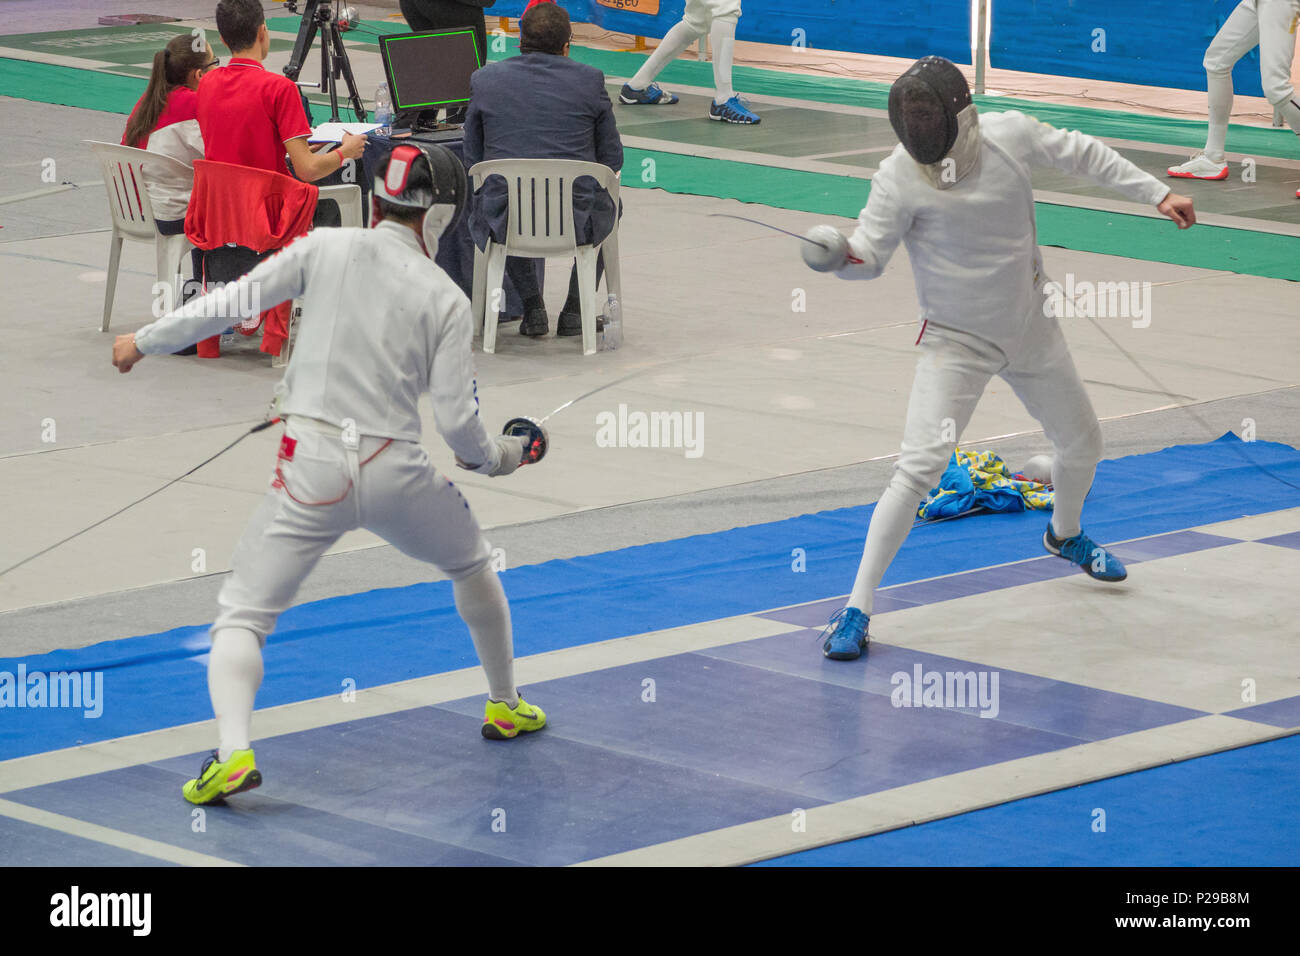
[1029, 189, 1300, 238]
[619, 131, 1300, 238]
[575, 718, 1299, 866]
[3, 384, 1292, 619]
[2, 502, 1292, 780]
[800, 148, 879, 162]
[0, 46, 119, 71]
[1, 509, 1295, 864]
[620, 133, 873, 180]
[0, 614, 795, 794]
[756, 506, 1294, 616]
[0, 797, 244, 867]
[615, 75, 1300, 166]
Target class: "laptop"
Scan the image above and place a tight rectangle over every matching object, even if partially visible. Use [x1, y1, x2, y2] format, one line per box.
[378, 28, 482, 132]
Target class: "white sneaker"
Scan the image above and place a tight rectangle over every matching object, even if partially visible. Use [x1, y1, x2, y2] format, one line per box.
[1167, 154, 1229, 180]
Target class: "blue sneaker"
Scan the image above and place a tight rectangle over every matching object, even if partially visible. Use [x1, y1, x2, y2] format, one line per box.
[1043, 523, 1128, 582]
[710, 95, 761, 124]
[620, 82, 679, 105]
[821, 607, 870, 660]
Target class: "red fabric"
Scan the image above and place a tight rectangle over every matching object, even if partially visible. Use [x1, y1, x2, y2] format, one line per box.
[197, 58, 311, 177]
[185, 161, 317, 253]
[185, 160, 317, 356]
[523, 0, 555, 11]
[122, 86, 198, 149]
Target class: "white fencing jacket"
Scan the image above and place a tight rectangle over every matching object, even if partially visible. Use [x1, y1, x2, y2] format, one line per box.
[837, 110, 1171, 352]
[133, 221, 501, 470]
[143, 119, 203, 222]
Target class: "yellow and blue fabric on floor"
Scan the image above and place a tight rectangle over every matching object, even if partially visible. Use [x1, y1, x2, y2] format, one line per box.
[919, 448, 1054, 520]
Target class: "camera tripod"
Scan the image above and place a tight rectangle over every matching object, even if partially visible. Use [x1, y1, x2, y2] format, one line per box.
[282, 0, 367, 123]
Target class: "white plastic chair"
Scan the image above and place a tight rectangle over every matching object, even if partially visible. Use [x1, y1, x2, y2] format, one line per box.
[317, 184, 362, 228]
[468, 159, 622, 356]
[85, 141, 195, 332]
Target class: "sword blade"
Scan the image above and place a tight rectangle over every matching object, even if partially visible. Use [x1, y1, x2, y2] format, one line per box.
[707, 213, 828, 249]
[539, 366, 663, 423]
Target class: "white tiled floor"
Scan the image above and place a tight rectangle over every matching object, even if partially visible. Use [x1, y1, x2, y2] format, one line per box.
[3, 509, 1293, 866]
[880, 542, 1300, 713]
[5, 192, 1297, 611]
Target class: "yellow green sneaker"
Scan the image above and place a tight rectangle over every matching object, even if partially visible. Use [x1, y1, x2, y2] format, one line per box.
[481, 696, 547, 740]
[182, 749, 262, 805]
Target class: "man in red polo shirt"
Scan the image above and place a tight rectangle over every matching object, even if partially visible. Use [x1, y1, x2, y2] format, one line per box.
[200, 0, 365, 180]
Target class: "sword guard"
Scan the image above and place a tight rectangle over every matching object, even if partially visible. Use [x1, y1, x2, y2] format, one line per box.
[503, 417, 548, 465]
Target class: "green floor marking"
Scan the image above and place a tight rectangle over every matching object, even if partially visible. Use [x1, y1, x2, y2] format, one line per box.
[0, 23, 296, 63]
[2, 21, 1297, 280]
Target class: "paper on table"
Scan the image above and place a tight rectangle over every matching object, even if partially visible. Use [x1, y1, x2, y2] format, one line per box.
[309, 122, 381, 143]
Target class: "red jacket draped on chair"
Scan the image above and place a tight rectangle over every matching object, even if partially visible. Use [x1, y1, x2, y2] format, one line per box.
[185, 159, 317, 357]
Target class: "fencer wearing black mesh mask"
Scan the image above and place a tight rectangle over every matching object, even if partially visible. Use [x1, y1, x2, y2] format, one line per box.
[798, 56, 1198, 662]
[887, 55, 982, 189]
[111, 143, 547, 806]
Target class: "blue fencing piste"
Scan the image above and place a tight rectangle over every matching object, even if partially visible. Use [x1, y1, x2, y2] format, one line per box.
[991, 0, 1266, 96]
[486, 1, 973, 64]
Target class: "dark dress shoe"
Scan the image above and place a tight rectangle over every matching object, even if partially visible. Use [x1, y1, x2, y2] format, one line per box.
[556, 309, 583, 336]
[519, 304, 548, 337]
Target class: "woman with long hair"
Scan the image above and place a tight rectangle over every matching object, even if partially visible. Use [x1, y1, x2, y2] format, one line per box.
[123, 34, 213, 152]
[120, 34, 216, 339]
[121, 35, 214, 225]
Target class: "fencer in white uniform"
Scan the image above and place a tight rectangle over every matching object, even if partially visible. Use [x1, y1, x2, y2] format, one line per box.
[618, 0, 761, 124]
[802, 57, 1197, 660]
[1168, 0, 1300, 192]
[112, 145, 548, 804]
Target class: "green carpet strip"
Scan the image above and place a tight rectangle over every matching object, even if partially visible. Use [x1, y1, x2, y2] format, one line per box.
[264, 18, 1300, 160]
[625, 147, 1299, 281]
[3, 43, 1296, 280]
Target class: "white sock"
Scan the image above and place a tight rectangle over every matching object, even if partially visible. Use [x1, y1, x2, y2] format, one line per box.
[1275, 96, 1300, 136]
[847, 480, 925, 615]
[710, 19, 737, 103]
[629, 20, 703, 90]
[208, 627, 263, 762]
[1048, 453, 1096, 541]
[453, 565, 517, 707]
[1205, 70, 1233, 162]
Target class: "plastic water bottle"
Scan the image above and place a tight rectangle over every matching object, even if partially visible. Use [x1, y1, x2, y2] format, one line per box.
[374, 83, 393, 135]
[600, 294, 623, 351]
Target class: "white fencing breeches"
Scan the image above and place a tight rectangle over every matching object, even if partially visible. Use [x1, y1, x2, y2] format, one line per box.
[631, 0, 742, 93]
[1204, 0, 1300, 106]
[214, 418, 492, 640]
[847, 311, 1104, 614]
[684, 0, 742, 33]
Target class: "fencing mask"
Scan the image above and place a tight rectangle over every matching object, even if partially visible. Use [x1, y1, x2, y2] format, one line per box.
[372, 144, 468, 255]
[888, 56, 981, 189]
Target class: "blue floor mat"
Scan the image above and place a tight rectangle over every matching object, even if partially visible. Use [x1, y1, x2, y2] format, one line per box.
[3, 432, 1298, 760]
[752, 733, 1300, 866]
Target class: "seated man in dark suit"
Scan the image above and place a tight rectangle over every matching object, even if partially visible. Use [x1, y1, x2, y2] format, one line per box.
[463, 2, 623, 337]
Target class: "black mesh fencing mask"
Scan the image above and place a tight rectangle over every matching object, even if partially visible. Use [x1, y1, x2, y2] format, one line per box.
[373, 144, 468, 254]
[888, 56, 973, 166]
